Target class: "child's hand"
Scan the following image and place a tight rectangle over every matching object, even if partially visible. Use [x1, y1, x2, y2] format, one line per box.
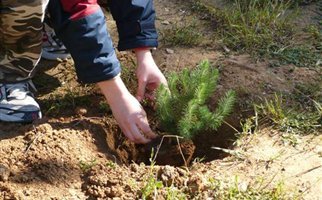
[135, 49, 168, 102]
[97, 75, 157, 144]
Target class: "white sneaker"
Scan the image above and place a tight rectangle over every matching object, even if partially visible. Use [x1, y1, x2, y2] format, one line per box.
[0, 82, 42, 122]
[42, 23, 70, 60]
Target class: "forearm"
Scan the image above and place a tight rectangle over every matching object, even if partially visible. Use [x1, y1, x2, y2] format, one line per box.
[97, 74, 130, 104]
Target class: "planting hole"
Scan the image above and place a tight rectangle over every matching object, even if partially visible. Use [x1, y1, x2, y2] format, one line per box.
[104, 113, 241, 167]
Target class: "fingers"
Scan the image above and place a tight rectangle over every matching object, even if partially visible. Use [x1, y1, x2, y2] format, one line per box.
[136, 79, 147, 102]
[136, 117, 157, 139]
[120, 115, 156, 144]
[130, 124, 150, 144]
[120, 126, 135, 142]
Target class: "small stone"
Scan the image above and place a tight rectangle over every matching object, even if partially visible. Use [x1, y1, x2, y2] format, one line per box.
[158, 165, 178, 186]
[238, 182, 248, 192]
[222, 45, 231, 53]
[187, 177, 203, 193]
[129, 164, 139, 173]
[165, 48, 174, 54]
[75, 107, 87, 116]
[161, 20, 170, 25]
[0, 164, 10, 182]
[23, 190, 31, 196]
[24, 133, 34, 141]
[177, 167, 188, 176]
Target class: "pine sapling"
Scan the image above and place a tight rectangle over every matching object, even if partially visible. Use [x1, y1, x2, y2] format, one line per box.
[156, 60, 236, 139]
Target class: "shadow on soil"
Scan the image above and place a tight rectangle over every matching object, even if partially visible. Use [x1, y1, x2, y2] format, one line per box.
[0, 123, 30, 140]
[10, 158, 78, 185]
[33, 59, 62, 95]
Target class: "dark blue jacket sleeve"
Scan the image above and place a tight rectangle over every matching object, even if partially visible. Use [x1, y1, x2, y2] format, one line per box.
[47, 0, 158, 84]
[47, 0, 121, 84]
[108, 0, 158, 51]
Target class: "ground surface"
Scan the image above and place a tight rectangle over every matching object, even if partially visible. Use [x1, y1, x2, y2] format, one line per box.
[0, 1, 321, 199]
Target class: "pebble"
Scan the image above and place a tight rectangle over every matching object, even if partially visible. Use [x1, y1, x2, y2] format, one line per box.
[75, 107, 88, 116]
[0, 164, 10, 182]
[165, 48, 174, 54]
[161, 20, 170, 25]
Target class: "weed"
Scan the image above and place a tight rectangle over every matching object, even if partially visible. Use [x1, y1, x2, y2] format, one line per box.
[105, 160, 116, 169]
[281, 133, 301, 146]
[161, 21, 203, 46]
[270, 45, 321, 68]
[42, 84, 93, 115]
[207, 176, 293, 199]
[211, 146, 246, 160]
[190, 0, 293, 55]
[140, 151, 189, 199]
[192, 156, 206, 164]
[140, 150, 164, 199]
[165, 185, 186, 200]
[227, 178, 286, 200]
[99, 100, 110, 113]
[141, 175, 163, 199]
[256, 94, 321, 136]
[79, 159, 97, 172]
[291, 81, 322, 111]
[207, 177, 223, 191]
[241, 112, 259, 135]
[306, 25, 322, 44]
[189, 0, 322, 68]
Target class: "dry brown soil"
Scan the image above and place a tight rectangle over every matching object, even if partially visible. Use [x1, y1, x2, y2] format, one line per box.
[1, 1, 321, 199]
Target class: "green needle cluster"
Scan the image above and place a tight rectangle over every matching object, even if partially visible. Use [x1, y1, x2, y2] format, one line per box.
[156, 60, 236, 139]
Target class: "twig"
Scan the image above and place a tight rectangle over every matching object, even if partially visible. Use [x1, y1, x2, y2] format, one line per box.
[260, 172, 278, 191]
[24, 125, 42, 154]
[176, 136, 188, 169]
[152, 135, 184, 163]
[152, 135, 188, 168]
[298, 177, 322, 196]
[151, 136, 165, 163]
[223, 120, 239, 133]
[294, 165, 322, 178]
[211, 146, 245, 160]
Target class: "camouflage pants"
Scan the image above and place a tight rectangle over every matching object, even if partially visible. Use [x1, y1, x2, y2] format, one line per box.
[0, 0, 49, 83]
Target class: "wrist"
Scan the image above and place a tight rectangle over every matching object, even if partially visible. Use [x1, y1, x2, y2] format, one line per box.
[97, 74, 130, 104]
[135, 48, 152, 59]
[135, 48, 156, 68]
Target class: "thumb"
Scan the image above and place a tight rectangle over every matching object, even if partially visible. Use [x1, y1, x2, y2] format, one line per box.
[136, 79, 147, 102]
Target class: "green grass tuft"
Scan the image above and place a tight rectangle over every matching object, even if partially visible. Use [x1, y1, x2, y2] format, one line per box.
[256, 94, 321, 135]
[161, 22, 203, 46]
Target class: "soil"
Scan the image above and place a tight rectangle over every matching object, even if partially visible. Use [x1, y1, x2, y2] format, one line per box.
[1, 1, 321, 199]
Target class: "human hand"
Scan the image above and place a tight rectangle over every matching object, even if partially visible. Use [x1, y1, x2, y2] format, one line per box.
[97, 75, 157, 144]
[135, 49, 168, 102]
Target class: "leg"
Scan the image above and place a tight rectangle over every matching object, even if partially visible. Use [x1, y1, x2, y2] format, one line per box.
[0, 0, 49, 82]
[0, 0, 48, 122]
[42, 12, 70, 60]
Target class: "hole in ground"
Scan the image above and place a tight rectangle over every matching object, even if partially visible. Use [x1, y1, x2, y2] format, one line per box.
[103, 113, 242, 167]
